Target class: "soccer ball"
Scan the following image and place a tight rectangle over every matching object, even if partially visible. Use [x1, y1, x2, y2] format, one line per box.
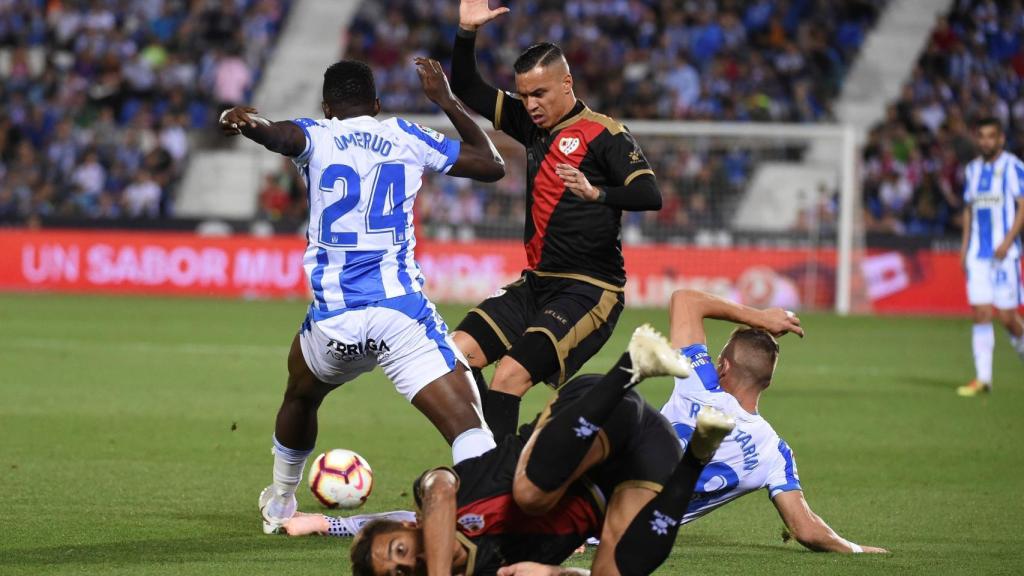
[308, 449, 374, 509]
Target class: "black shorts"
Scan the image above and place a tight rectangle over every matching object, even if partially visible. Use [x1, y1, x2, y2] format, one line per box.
[457, 271, 625, 387]
[524, 374, 682, 497]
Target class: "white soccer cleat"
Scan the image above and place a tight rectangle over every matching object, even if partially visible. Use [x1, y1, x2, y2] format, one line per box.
[259, 485, 297, 535]
[690, 406, 736, 463]
[627, 324, 691, 385]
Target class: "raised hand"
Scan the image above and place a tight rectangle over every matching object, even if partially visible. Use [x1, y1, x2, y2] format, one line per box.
[760, 308, 805, 338]
[460, 0, 510, 31]
[415, 57, 457, 107]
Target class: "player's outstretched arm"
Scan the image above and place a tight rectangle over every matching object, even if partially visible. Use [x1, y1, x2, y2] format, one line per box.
[772, 491, 887, 554]
[451, 1, 511, 121]
[416, 57, 505, 182]
[668, 289, 804, 349]
[959, 206, 971, 269]
[219, 106, 306, 158]
[418, 469, 460, 575]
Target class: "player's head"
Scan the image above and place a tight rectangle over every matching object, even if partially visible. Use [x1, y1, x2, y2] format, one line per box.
[717, 327, 780, 392]
[350, 519, 424, 576]
[322, 60, 381, 120]
[974, 116, 1004, 160]
[513, 42, 575, 130]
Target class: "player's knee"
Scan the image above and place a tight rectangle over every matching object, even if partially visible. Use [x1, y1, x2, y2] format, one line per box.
[452, 331, 489, 368]
[512, 476, 557, 516]
[973, 307, 994, 323]
[491, 361, 533, 397]
[996, 309, 1019, 328]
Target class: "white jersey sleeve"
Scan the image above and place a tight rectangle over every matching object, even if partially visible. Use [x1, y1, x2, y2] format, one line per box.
[390, 118, 461, 174]
[290, 117, 325, 168]
[765, 438, 802, 498]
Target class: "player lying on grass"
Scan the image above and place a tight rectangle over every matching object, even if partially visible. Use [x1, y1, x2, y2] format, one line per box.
[303, 325, 734, 576]
[286, 290, 886, 557]
[219, 58, 506, 534]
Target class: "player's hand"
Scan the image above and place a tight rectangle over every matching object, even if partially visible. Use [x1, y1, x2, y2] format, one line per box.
[496, 562, 560, 576]
[415, 57, 457, 108]
[556, 164, 600, 202]
[994, 242, 1009, 260]
[761, 308, 804, 338]
[219, 106, 261, 135]
[459, 0, 510, 31]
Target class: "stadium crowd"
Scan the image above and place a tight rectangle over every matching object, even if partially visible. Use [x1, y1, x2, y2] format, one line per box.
[862, 1, 1024, 237]
[345, 0, 885, 122]
[0, 0, 292, 225]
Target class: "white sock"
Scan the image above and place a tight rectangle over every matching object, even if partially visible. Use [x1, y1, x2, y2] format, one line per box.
[972, 323, 994, 385]
[271, 436, 312, 515]
[326, 510, 417, 537]
[452, 427, 496, 464]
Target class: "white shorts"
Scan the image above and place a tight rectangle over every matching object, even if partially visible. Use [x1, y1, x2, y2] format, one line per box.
[966, 257, 1022, 309]
[298, 292, 467, 401]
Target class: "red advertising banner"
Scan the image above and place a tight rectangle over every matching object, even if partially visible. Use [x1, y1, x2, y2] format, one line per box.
[0, 230, 1016, 315]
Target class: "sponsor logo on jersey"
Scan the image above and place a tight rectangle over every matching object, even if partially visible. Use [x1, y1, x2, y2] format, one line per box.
[326, 338, 391, 361]
[457, 513, 485, 534]
[629, 149, 643, 164]
[973, 193, 1004, 208]
[559, 137, 581, 155]
[414, 123, 446, 143]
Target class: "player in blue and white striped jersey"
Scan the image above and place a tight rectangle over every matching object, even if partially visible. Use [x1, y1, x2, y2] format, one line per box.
[658, 289, 885, 553]
[957, 117, 1024, 397]
[220, 58, 506, 534]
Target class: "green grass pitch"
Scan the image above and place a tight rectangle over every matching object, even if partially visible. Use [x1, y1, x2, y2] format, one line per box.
[2, 293, 1023, 575]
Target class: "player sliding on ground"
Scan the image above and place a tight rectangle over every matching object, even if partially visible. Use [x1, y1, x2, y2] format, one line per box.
[347, 325, 735, 576]
[956, 117, 1024, 397]
[287, 290, 886, 558]
[219, 58, 506, 534]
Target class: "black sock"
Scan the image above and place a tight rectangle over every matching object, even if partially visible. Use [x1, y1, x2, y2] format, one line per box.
[484, 389, 521, 440]
[524, 353, 633, 491]
[614, 450, 706, 576]
[471, 368, 489, 405]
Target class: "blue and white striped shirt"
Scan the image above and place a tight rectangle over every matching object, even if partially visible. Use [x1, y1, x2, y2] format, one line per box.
[661, 344, 802, 524]
[964, 151, 1024, 261]
[291, 116, 460, 318]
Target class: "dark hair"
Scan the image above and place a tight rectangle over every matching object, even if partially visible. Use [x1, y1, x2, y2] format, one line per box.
[323, 60, 377, 107]
[350, 519, 406, 576]
[975, 116, 1003, 132]
[721, 327, 780, 388]
[513, 42, 565, 74]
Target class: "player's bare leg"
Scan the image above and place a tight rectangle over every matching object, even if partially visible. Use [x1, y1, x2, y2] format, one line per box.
[960, 305, 995, 396]
[996, 308, 1024, 361]
[453, 328, 533, 440]
[451, 330, 495, 413]
[410, 363, 495, 463]
[262, 334, 343, 534]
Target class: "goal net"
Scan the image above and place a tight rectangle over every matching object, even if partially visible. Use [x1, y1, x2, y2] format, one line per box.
[398, 116, 863, 314]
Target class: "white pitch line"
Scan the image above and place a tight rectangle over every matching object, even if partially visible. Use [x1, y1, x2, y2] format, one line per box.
[2, 337, 287, 357]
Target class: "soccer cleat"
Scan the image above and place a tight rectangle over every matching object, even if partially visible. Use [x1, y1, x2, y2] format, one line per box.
[689, 406, 736, 463]
[259, 485, 297, 535]
[956, 380, 991, 397]
[626, 324, 691, 385]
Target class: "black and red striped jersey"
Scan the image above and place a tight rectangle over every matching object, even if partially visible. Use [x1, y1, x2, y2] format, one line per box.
[493, 98, 655, 287]
[413, 434, 604, 576]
